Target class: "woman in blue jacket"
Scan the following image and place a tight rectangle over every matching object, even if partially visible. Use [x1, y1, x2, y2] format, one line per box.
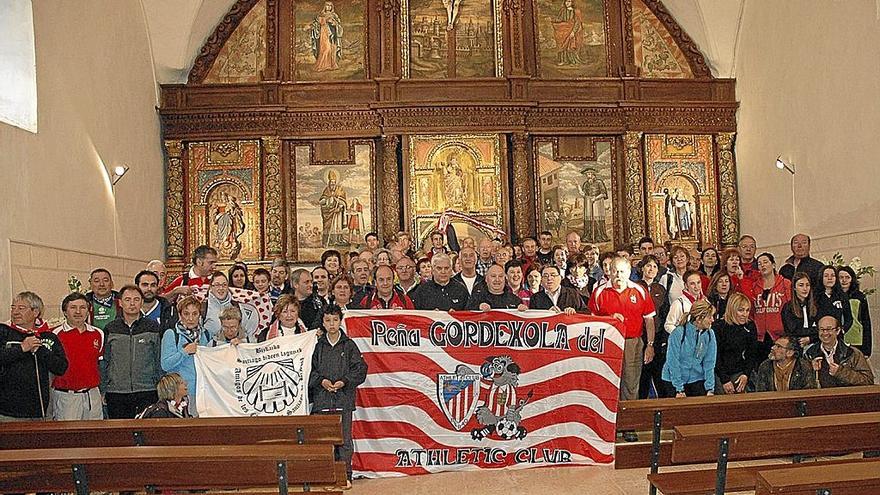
[662, 299, 717, 397]
[161, 295, 211, 414]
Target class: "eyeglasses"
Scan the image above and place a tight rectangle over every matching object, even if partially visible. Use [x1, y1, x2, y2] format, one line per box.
[771, 343, 794, 350]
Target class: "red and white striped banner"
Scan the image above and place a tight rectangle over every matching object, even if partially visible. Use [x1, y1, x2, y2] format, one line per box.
[344, 309, 624, 478]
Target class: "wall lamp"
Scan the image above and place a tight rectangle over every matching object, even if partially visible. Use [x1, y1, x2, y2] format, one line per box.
[110, 165, 130, 185]
[775, 156, 795, 175]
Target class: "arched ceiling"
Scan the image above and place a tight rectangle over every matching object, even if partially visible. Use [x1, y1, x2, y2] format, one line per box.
[141, 0, 744, 84]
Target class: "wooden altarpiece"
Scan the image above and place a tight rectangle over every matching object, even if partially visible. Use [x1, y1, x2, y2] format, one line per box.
[158, 0, 739, 270]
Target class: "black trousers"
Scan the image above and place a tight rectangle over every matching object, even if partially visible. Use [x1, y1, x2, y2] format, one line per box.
[105, 391, 158, 419]
[659, 379, 708, 397]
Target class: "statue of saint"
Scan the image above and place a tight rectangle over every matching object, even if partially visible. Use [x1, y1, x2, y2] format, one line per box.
[578, 167, 609, 243]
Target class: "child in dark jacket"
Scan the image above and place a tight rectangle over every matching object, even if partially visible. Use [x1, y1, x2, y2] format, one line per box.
[309, 304, 367, 482]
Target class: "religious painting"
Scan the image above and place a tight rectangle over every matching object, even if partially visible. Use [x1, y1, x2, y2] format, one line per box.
[203, 0, 267, 84]
[644, 134, 719, 249]
[402, 0, 502, 78]
[534, 0, 609, 78]
[187, 141, 263, 261]
[630, 0, 693, 78]
[293, 141, 375, 261]
[293, 0, 366, 81]
[407, 134, 505, 245]
[533, 137, 615, 251]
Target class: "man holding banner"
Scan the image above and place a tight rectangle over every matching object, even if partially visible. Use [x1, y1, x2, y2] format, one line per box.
[590, 256, 656, 403]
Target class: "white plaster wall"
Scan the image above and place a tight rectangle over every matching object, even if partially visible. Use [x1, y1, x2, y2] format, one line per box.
[734, 0, 880, 376]
[0, 0, 165, 320]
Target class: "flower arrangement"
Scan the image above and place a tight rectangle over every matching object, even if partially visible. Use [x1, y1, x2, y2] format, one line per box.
[819, 252, 876, 296]
[67, 275, 85, 294]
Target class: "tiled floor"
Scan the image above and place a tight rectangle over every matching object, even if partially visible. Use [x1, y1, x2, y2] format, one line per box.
[348, 456, 858, 495]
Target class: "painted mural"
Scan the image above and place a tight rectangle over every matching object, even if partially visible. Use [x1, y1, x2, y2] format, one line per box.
[534, 138, 615, 251]
[294, 0, 366, 81]
[203, 0, 267, 84]
[630, 0, 693, 78]
[534, 0, 608, 78]
[645, 134, 718, 248]
[408, 134, 504, 243]
[293, 142, 374, 260]
[402, 0, 501, 78]
[187, 141, 263, 261]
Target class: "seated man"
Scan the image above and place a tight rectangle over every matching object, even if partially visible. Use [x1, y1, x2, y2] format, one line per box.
[805, 315, 874, 387]
[467, 264, 524, 310]
[752, 334, 816, 392]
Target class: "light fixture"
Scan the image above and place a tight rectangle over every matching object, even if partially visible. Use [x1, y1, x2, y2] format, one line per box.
[110, 164, 130, 185]
[775, 156, 795, 175]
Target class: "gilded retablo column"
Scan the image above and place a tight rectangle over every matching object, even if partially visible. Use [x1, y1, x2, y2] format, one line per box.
[163, 140, 185, 262]
[511, 133, 534, 240]
[716, 132, 739, 247]
[381, 135, 401, 237]
[262, 136, 283, 257]
[623, 132, 646, 244]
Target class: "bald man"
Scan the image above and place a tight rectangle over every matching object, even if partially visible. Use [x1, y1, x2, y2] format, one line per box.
[804, 315, 873, 388]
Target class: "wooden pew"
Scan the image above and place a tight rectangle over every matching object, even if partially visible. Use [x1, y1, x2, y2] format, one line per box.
[755, 459, 880, 495]
[615, 385, 880, 469]
[0, 415, 343, 449]
[666, 412, 880, 495]
[0, 444, 340, 495]
[648, 457, 877, 495]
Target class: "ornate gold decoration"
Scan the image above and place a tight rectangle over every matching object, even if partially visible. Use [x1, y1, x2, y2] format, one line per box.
[623, 131, 646, 243]
[188, 0, 262, 84]
[633, 0, 712, 79]
[262, 136, 283, 256]
[407, 134, 504, 243]
[716, 132, 739, 247]
[511, 133, 533, 240]
[381, 135, 401, 237]
[164, 140, 186, 261]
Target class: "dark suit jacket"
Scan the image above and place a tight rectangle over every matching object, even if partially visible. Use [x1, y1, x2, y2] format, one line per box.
[529, 286, 588, 312]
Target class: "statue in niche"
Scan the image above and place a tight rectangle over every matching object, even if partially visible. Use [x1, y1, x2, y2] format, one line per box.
[552, 0, 584, 65]
[443, 153, 467, 208]
[578, 166, 609, 243]
[663, 187, 695, 240]
[311, 1, 343, 71]
[213, 190, 246, 260]
[319, 169, 348, 245]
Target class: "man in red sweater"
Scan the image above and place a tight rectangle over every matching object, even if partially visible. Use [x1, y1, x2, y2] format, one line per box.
[51, 293, 104, 420]
[161, 245, 218, 300]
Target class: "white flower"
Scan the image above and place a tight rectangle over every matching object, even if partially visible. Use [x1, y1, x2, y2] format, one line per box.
[851, 257, 862, 271]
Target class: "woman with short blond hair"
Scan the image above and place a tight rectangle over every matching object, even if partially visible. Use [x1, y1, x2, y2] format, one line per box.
[137, 373, 191, 418]
[713, 293, 759, 394]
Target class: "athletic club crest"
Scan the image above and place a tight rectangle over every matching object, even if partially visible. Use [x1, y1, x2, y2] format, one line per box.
[437, 368, 481, 431]
[239, 358, 304, 414]
[437, 357, 534, 441]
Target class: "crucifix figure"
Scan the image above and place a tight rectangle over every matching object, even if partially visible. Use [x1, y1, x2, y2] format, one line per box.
[441, 0, 462, 30]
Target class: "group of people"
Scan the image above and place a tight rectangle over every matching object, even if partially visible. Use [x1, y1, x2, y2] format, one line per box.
[0, 229, 874, 474]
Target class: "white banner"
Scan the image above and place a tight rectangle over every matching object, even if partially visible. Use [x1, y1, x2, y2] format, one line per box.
[195, 331, 318, 417]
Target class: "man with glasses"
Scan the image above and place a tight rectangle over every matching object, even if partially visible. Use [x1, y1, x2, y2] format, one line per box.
[394, 257, 420, 295]
[752, 334, 816, 392]
[804, 315, 874, 387]
[528, 265, 585, 314]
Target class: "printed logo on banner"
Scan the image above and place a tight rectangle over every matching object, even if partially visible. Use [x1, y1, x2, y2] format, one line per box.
[437, 370, 481, 431]
[239, 357, 304, 414]
[437, 356, 533, 441]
